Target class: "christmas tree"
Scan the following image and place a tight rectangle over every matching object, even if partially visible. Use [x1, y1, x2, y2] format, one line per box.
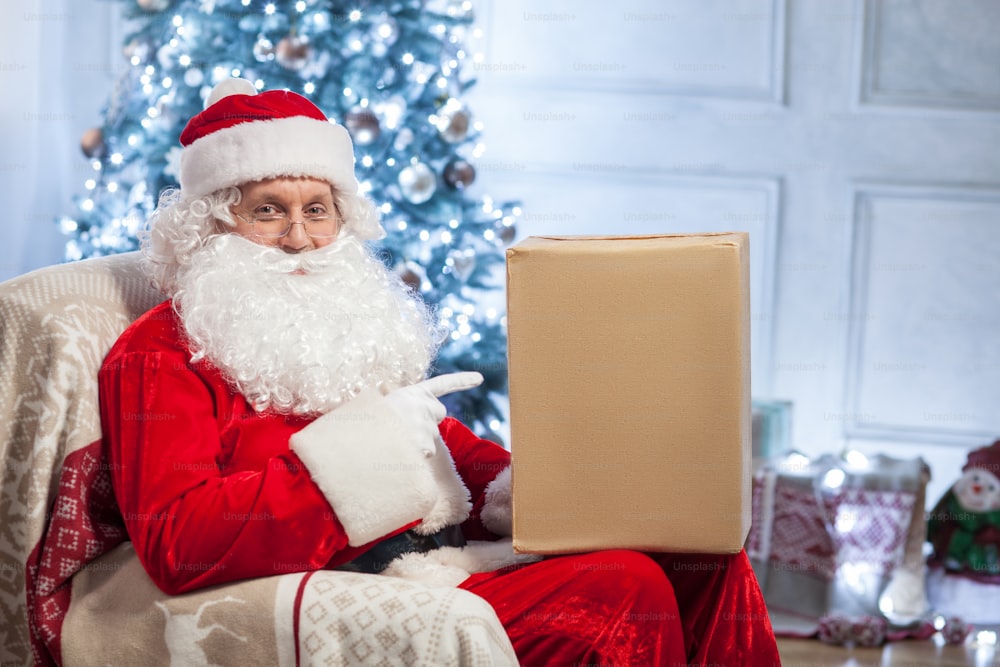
[62, 0, 521, 437]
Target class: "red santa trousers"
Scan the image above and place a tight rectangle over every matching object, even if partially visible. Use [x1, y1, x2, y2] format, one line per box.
[460, 549, 779, 667]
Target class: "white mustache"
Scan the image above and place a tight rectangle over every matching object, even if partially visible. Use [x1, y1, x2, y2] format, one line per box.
[208, 233, 360, 275]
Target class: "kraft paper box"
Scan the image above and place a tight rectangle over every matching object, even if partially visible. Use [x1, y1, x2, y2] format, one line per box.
[505, 233, 751, 554]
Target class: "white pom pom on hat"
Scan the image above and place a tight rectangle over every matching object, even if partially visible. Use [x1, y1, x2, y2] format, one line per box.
[203, 76, 258, 108]
[177, 77, 384, 241]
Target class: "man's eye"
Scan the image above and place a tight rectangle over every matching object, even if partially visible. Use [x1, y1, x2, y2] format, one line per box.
[306, 205, 327, 216]
[256, 205, 281, 216]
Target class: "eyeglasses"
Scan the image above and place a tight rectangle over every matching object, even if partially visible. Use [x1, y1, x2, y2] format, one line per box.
[231, 206, 342, 240]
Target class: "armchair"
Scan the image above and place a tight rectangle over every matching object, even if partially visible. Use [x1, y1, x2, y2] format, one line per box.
[0, 252, 516, 666]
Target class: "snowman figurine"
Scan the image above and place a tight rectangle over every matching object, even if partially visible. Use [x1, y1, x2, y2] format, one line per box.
[928, 440, 1000, 578]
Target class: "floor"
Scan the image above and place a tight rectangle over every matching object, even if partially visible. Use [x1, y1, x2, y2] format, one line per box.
[776, 635, 1000, 667]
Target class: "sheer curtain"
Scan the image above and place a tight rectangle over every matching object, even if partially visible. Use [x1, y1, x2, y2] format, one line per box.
[0, 0, 121, 282]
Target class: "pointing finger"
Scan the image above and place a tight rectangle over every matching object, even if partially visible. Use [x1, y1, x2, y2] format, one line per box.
[418, 372, 485, 398]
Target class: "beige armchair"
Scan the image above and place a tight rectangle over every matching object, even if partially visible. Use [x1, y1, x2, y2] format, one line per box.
[0, 252, 516, 666]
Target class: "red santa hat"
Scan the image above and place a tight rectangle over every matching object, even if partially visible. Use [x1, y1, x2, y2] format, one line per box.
[963, 439, 1000, 476]
[178, 78, 359, 201]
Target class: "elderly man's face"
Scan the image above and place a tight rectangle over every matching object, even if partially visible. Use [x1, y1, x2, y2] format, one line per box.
[230, 177, 341, 252]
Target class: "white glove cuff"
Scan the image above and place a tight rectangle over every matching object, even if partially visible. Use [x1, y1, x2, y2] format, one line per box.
[480, 466, 513, 537]
[290, 389, 438, 547]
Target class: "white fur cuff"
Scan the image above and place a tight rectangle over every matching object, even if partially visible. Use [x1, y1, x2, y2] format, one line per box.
[480, 466, 513, 537]
[410, 437, 473, 536]
[382, 538, 540, 588]
[290, 390, 438, 547]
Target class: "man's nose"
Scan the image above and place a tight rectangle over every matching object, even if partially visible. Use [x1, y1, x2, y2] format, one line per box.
[279, 221, 314, 253]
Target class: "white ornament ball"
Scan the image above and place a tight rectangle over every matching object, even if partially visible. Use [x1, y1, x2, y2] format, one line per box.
[448, 248, 476, 281]
[435, 104, 471, 144]
[398, 162, 437, 204]
[253, 37, 275, 63]
[183, 67, 204, 87]
[137, 0, 170, 11]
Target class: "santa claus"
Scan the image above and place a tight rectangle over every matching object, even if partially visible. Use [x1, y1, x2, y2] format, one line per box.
[99, 78, 779, 666]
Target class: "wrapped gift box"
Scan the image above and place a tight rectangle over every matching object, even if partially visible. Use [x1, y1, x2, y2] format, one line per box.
[747, 451, 931, 635]
[506, 233, 751, 554]
[752, 399, 793, 464]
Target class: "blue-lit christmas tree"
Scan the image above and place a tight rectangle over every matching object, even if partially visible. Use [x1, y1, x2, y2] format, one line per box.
[64, 0, 520, 437]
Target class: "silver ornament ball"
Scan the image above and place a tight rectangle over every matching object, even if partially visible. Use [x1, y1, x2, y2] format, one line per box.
[436, 105, 471, 144]
[137, 0, 170, 11]
[275, 35, 311, 71]
[398, 163, 437, 205]
[344, 108, 381, 146]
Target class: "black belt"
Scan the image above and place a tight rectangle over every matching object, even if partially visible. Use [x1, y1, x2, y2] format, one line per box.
[336, 524, 466, 574]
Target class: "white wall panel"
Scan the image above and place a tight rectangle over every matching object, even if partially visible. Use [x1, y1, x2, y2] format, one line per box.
[846, 184, 1000, 443]
[859, 0, 1000, 111]
[477, 0, 785, 101]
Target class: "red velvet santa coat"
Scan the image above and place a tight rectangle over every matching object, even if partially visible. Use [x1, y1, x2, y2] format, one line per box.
[99, 300, 515, 595]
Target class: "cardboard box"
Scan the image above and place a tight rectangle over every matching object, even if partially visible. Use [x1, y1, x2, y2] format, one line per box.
[506, 233, 751, 554]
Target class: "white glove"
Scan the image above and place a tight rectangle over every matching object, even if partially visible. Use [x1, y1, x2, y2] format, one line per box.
[383, 372, 483, 457]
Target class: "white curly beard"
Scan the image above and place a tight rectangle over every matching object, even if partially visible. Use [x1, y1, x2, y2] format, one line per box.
[173, 233, 440, 415]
